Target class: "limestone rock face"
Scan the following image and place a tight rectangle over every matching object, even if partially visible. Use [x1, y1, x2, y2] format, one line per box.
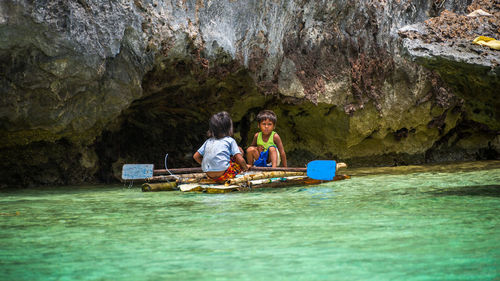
[0, 0, 498, 187]
[399, 4, 500, 131]
[0, 0, 146, 146]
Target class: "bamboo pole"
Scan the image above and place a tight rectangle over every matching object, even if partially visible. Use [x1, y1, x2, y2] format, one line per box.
[154, 167, 203, 175]
[146, 173, 208, 182]
[153, 162, 347, 176]
[146, 175, 178, 182]
[151, 170, 308, 185]
[181, 176, 325, 193]
[249, 167, 306, 172]
[172, 174, 350, 193]
[227, 171, 306, 185]
[179, 183, 239, 193]
[142, 181, 178, 192]
[248, 177, 322, 189]
[250, 162, 347, 171]
[177, 172, 207, 178]
[154, 166, 308, 174]
[148, 171, 312, 185]
[181, 178, 217, 184]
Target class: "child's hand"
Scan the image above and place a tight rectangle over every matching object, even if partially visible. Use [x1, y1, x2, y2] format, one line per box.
[257, 146, 265, 153]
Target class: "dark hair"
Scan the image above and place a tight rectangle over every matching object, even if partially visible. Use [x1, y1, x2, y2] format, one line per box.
[208, 111, 234, 139]
[256, 110, 277, 124]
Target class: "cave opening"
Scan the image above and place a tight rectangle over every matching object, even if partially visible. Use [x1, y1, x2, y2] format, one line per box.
[94, 58, 276, 182]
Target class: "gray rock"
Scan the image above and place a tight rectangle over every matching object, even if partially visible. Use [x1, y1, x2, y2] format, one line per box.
[0, 0, 498, 187]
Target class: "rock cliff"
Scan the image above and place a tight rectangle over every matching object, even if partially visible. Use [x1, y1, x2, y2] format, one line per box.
[0, 0, 498, 187]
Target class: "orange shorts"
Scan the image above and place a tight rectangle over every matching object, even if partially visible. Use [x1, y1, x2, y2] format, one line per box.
[211, 158, 242, 183]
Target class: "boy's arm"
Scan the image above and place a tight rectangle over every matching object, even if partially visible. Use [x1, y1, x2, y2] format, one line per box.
[193, 151, 203, 165]
[273, 133, 287, 167]
[249, 133, 258, 147]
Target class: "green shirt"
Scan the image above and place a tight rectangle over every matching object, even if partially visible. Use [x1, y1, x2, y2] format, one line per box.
[257, 131, 276, 151]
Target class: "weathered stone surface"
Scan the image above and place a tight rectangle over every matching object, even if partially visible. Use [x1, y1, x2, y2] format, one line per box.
[399, 2, 500, 130]
[0, 0, 146, 147]
[0, 0, 498, 187]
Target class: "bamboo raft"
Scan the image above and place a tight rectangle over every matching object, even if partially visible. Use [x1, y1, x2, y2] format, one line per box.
[140, 170, 350, 193]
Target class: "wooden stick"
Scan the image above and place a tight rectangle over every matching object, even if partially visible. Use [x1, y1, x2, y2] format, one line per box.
[153, 166, 306, 174]
[153, 162, 347, 176]
[250, 162, 347, 171]
[145, 173, 207, 183]
[249, 166, 306, 172]
[154, 167, 203, 175]
[154, 166, 309, 175]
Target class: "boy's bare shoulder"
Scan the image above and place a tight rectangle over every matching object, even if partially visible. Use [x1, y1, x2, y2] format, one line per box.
[273, 132, 283, 141]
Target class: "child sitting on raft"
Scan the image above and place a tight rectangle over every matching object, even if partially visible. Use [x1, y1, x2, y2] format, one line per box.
[193, 111, 248, 183]
[246, 110, 287, 168]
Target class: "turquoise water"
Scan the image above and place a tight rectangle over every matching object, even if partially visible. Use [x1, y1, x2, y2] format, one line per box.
[1, 161, 499, 281]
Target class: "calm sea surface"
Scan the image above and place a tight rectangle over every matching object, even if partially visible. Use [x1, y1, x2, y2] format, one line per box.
[1, 161, 499, 280]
